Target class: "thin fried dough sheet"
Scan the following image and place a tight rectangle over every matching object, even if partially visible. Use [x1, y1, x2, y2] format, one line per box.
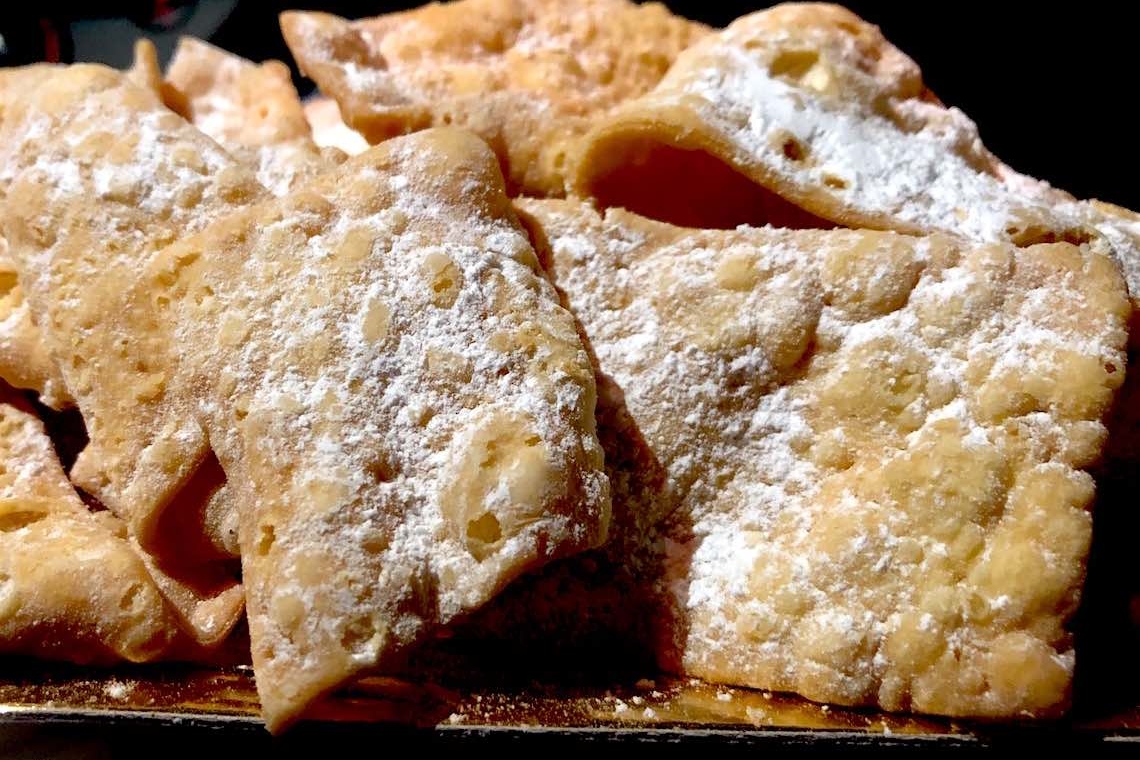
[280, 0, 707, 196]
[504, 199, 1129, 719]
[139, 129, 609, 731]
[0, 67, 73, 408]
[0, 390, 183, 664]
[0, 64, 265, 646]
[164, 37, 343, 195]
[571, 3, 1140, 301]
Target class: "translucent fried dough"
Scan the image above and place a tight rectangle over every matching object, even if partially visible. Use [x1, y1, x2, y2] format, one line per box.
[0, 64, 263, 646]
[0, 391, 182, 664]
[139, 129, 609, 730]
[572, 3, 1140, 302]
[164, 37, 343, 196]
[280, 0, 707, 195]
[516, 199, 1129, 718]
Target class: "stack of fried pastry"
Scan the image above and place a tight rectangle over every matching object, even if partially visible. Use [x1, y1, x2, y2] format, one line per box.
[0, 0, 1135, 732]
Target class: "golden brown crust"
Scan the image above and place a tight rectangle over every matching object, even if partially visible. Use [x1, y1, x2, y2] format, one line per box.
[280, 0, 707, 195]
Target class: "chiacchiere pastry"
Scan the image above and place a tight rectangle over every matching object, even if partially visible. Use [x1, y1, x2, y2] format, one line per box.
[164, 37, 343, 196]
[140, 129, 609, 731]
[572, 4, 1140, 297]
[0, 64, 263, 645]
[280, 0, 707, 196]
[0, 390, 183, 664]
[516, 199, 1130, 718]
[0, 44, 162, 409]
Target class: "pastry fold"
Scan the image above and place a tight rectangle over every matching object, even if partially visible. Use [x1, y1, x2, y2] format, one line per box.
[280, 0, 707, 195]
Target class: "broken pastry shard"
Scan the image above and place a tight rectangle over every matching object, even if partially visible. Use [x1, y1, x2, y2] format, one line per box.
[0, 391, 181, 664]
[280, 0, 707, 196]
[0, 64, 263, 645]
[143, 129, 609, 730]
[571, 3, 1140, 300]
[521, 199, 1129, 718]
[164, 37, 342, 196]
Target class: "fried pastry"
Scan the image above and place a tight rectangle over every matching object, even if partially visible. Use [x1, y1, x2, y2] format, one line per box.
[138, 129, 609, 730]
[0, 389, 182, 664]
[571, 4, 1140, 300]
[280, 0, 707, 195]
[164, 37, 342, 195]
[0, 240, 69, 408]
[0, 64, 264, 645]
[303, 96, 369, 157]
[516, 199, 1129, 718]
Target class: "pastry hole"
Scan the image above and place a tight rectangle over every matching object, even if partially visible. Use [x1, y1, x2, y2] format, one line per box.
[769, 49, 820, 80]
[466, 511, 502, 560]
[0, 510, 47, 532]
[257, 523, 276, 556]
[823, 173, 849, 190]
[119, 583, 142, 611]
[0, 270, 17, 299]
[366, 455, 398, 483]
[782, 137, 806, 162]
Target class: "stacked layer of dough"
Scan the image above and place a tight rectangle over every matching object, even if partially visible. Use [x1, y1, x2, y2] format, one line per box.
[0, 51, 609, 731]
[0, 0, 1134, 733]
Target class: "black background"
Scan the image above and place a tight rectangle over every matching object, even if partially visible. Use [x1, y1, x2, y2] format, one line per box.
[3, 2, 1138, 209]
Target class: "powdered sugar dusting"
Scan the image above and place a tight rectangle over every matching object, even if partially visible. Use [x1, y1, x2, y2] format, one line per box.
[150, 130, 607, 729]
[524, 197, 1128, 718]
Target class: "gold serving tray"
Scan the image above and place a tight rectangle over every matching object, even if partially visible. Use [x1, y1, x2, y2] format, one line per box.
[3, 661, 1140, 750]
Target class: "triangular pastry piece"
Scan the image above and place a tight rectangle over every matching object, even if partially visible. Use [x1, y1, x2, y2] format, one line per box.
[164, 37, 343, 196]
[0, 64, 266, 645]
[510, 198, 1129, 718]
[0, 389, 182, 664]
[572, 3, 1140, 301]
[140, 129, 609, 730]
[280, 0, 707, 195]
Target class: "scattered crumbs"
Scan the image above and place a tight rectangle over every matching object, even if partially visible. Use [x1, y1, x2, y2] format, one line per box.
[446, 712, 466, 725]
[630, 695, 645, 706]
[102, 680, 134, 700]
[716, 691, 733, 702]
[634, 678, 656, 690]
[643, 707, 658, 720]
[762, 692, 772, 700]
[474, 694, 483, 702]
[688, 678, 703, 687]
[613, 700, 630, 714]
[650, 690, 665, 699]
[820, 704, 830, 713]
[745, 706, 768, 722]
[881, 721, 893, 736]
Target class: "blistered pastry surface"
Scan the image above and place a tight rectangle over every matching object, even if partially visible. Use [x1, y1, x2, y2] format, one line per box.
[522, 198, 1129, 718]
